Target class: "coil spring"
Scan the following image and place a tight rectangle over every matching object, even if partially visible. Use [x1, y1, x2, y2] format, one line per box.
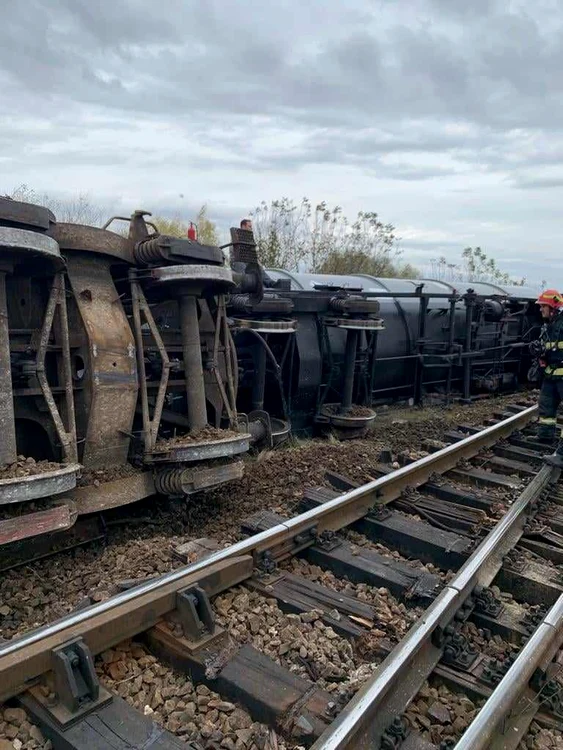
[229, 294, 251, 312]
[154, 467, 186, 495]
[134, 236, 167, 265]
[329, 295, 380, 315]
[329, 297, 349, 313]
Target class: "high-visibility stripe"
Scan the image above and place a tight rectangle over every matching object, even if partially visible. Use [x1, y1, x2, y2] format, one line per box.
[539, 417, 558, 424]
[544, 341, 563, 350]
[545, 366, 563, 376]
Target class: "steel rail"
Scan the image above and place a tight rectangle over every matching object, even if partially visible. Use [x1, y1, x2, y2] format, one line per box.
[456, 592, 563, 750]
[0, 405, 537, 702]
[311, 449, 554, 750]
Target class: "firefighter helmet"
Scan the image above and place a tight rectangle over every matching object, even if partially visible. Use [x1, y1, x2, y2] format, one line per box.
[537, 289, 563, 309]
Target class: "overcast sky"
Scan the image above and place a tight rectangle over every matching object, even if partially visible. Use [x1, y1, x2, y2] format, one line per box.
[1, 0, 562, 287]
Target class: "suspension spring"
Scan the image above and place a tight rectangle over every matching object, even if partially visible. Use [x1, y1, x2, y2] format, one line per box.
[134, 236, 168, 265]
[154, 467, 185, 495]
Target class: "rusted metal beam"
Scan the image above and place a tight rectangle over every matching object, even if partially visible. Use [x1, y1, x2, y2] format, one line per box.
[0, 269, 17, 466]
[179, 294, 207, 430]
[0, 503, 76, 546]
[65, 254, 138, 468]
[130, 276, 171, 453]
[35, 273, 77, 463]
[69, 471, 155, 515]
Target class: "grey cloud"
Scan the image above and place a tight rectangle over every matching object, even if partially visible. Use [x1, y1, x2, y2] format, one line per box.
[2, 0, 563, 288]
[2, 0, 563, 136]
[513, 175, 563, 189]
[425, 0, 505, 16]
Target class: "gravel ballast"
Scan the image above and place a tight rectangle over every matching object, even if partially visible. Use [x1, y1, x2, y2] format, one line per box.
[0, 394, 535, 642]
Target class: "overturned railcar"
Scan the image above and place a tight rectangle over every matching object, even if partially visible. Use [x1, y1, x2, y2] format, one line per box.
[0, 201, 252, 546]
[236, 270, 539, 434]
[0, 198, 540, 546]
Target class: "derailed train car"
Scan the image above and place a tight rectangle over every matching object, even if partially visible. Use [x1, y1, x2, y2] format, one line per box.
[0, 197, 541, 546]
[257, 270, 540, 433]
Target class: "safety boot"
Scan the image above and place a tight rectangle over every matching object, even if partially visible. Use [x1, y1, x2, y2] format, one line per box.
[543, 453, 563, 469]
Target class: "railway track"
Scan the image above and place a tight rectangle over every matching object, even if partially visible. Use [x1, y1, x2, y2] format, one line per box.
[2, 400, 563, 749]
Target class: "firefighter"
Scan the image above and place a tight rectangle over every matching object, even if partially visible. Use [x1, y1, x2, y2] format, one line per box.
[530, 289, 563, 467]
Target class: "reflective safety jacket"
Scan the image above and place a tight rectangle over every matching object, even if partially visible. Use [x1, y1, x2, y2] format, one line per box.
[542, 312, 563, 378]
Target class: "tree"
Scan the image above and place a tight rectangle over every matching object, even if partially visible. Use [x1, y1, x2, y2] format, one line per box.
[150, 205, 219, 245]
[150, 216, 190, 238]
[250, 198, 314, 271]
[250, 197, 416, 277]
[428, 248, 526, 286]
[317, 249, 418, 278]
[196, 205, 219, 246]
[461, 247, 525, 286]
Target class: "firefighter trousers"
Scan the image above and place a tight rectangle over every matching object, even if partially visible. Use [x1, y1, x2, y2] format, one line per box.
[538, 378, 563, 443]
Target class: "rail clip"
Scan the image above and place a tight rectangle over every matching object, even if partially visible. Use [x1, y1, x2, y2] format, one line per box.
[177, 584, 216, 642]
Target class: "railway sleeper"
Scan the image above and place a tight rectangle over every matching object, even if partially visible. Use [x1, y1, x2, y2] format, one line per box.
[246, 571, 375, 640]
[12, 634, 187, 749]
[19, 688, 187, 750]
[395, 497, 488, 536]
[306, 546, 440, 605]
[242, 509, 442, 605]
[475, 454, 537, 478]
[300, 475, 563, 644]
[314, 472, 493, 533]
[495, 557, 563, 607]
[145, 623, 334, 745]
[301, 486, 472, 568]
[446, 466, 523, 491]
[509, 434, 557, 453]
[420, 482, 493, 513]
[492, 442, 544, 466]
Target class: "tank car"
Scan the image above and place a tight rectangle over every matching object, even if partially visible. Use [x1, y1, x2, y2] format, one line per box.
[233, 269, 539, 435]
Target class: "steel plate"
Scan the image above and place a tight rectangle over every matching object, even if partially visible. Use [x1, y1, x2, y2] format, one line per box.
[148, 264, 234, 291]
[51, 223, 134, 263]
[232, 318, 297, 332]
[0, 464, 80, 505]
[0, 226, 61, 263]
[320, 403, 377, 428]
[145, 433, 251, 464]
[0, 198, 55, 231]
[324, 317, 385, 330]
